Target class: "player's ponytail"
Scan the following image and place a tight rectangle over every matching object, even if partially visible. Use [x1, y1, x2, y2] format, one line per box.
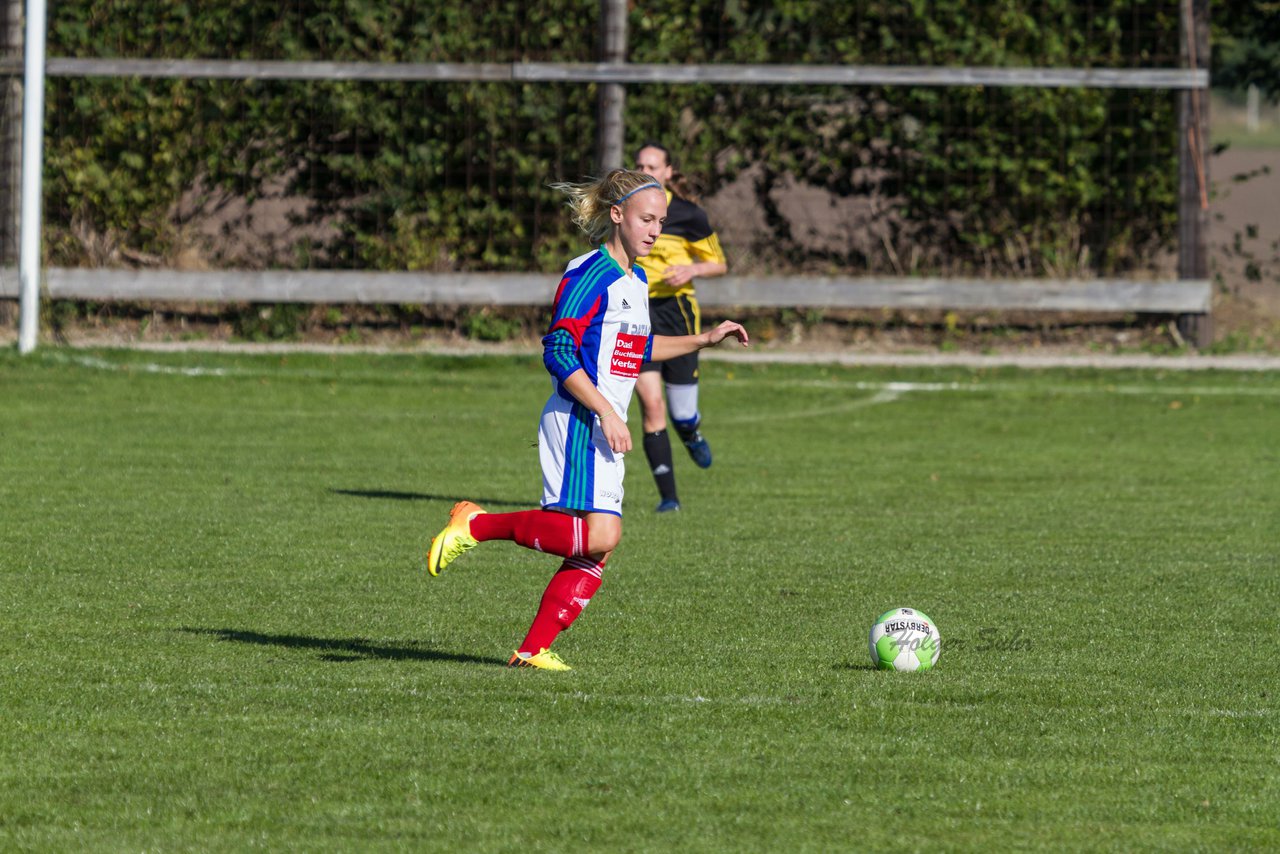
[666, 167, 699, 204]
[550, 169, 661, 243]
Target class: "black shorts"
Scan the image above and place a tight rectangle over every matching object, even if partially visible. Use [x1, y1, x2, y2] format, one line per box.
[642, 294, 701, 384]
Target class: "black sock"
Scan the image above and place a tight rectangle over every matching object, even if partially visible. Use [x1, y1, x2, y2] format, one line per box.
[673, 418, 701, 444]
[643, 429, 679, 502]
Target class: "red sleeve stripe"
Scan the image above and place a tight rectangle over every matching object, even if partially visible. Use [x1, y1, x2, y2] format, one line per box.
[548, 296, 602, 349]
[552, 276, 570, 306]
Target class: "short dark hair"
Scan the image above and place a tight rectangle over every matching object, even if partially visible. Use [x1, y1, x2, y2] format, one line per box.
[634, 140, 701, 201]
[635, 140, 674, 167]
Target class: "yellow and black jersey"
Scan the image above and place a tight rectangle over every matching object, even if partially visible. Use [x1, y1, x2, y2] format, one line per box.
[636, 190, 726, 299]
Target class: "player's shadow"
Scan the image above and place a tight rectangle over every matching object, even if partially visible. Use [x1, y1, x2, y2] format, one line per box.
[181, 627, 507, 667]
[330, 488, 526, 508]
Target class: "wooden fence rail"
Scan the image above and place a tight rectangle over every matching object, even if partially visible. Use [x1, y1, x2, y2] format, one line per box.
[0, 58, 1209, 89]
[0, 269, 1211, 314]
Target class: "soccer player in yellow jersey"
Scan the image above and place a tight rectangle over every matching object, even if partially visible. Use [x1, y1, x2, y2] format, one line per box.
[634, 141, 728, 513]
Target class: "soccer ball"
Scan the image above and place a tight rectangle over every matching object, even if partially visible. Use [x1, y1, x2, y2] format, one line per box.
[869, 607, 941, 671]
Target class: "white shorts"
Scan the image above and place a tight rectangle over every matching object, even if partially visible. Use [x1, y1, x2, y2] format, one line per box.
[539, 393, 625, 517]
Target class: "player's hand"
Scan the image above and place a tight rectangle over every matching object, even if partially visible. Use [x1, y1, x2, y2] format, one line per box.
[704, 320, 750, 348]
[662, 265, 695, 287]
[599, 411, 632, 453]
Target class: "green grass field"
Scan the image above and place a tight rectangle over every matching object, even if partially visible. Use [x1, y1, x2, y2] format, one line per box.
[1, 347, 1277, 851]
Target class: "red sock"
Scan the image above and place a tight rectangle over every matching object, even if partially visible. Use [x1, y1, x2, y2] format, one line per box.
[469, 510, 586, 558]
[518, 558, 604, 655]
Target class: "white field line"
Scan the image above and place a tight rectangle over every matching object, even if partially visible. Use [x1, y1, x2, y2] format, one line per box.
[49, 350, 360, 382]
[777, 378, 1280, 398]
[569, 691, 1272, 715]
[57, 352, 234, 377]
[726, 388, 902, 423]
[46, 351, 1280, 399]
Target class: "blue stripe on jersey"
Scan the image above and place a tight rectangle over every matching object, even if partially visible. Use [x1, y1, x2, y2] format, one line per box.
[543, 328, 579, 382]
[560, 402, 595, 509]
[543, 251, 615, 386]
[556, 254, 610, 320]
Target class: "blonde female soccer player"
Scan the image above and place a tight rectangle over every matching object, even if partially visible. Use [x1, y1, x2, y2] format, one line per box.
[425, 169, 750, 671]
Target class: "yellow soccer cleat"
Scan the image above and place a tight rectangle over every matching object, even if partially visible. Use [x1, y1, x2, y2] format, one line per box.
[507, 648, 572, 671]
[426, 500, 485, 576]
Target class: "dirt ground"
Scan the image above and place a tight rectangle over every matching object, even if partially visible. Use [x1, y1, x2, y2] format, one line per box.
[2, 148, 1277, 356]
[1204, 146, 1280, 348]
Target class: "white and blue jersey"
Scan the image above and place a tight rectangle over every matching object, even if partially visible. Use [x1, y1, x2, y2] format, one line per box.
[539, 246, 653, 516]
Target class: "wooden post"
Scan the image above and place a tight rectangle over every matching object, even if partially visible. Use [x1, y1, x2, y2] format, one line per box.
[596, 0, 626, 172]
[1177, 0, 1212, 348]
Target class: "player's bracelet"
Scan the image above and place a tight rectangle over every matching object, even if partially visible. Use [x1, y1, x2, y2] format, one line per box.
[597, 410, 615, 421]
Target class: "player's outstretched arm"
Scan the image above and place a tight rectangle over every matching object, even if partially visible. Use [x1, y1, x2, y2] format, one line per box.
[650, 320, 750, 362]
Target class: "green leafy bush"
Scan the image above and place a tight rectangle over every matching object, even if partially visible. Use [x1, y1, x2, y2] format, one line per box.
[43, 0, 1182, 278]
